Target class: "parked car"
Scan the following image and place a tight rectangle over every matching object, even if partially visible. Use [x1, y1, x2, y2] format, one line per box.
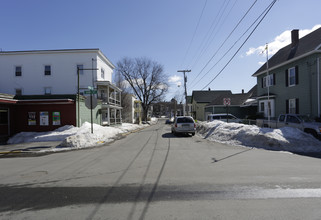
[257, 114, 321, 138]
[207, 113, 242, 123]
[171, 116, 196, 136]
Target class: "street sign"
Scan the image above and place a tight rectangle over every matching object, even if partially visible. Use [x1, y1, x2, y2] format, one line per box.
[85, 96, 98, 109]
[84, 90, 97, 94]
[223, 98, 231, 106]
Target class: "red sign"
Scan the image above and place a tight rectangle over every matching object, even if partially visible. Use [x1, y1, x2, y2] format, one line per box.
[223, 98, 231, 106]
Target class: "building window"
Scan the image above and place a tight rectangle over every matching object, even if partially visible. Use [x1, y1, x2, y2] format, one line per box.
[262, 74, 275, 88]
[289, 98, 296, 114]
[289, 67, 296, 86]
[44, 65, 51, 75]
[286, 66, 298, 87]
[15, 88, 22, 96]
[260, 102, 265, 112]
[44, 87, 51, 95]
[101, 68, 105, 79]
[77, 64, 84, 75]
[15, 66, 22, 76]
[100, 90, 105, 100]
[28, 112, 36, 125]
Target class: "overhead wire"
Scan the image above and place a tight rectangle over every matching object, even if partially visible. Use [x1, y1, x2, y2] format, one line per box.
[180, 0, 208, 69]
[189, 0, 257, 89]
[186, 0, 231, 70]
[189, 0, 238, 71]
[201, 0, 277, 90]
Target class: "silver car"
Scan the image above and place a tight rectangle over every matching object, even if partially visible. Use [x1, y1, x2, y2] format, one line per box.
[171, 116, 196, 136]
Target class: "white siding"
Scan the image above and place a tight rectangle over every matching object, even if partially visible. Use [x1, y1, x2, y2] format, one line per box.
[0, 49, 114, 95]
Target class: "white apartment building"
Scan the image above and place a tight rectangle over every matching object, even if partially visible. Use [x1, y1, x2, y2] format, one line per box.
[0, 49, 122, 127]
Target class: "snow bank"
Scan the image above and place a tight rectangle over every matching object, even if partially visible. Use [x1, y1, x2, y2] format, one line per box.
[59, 122, 148, 149]
[7, 125, 78, 144]
[197, 121, 321, 153]
[7, 122, 148, 150]
[7, 119, 321, 155]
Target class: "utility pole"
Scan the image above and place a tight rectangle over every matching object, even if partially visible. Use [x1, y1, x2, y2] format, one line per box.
[177, 69, 191, 116]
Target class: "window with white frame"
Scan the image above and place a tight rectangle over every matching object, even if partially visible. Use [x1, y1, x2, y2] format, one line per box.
[288, 67, 296, 86]
[262, 74, 275, 88]
[101, 68, 105, 79]
[289, 98, 296, 114]
[15, 66, 22, 76]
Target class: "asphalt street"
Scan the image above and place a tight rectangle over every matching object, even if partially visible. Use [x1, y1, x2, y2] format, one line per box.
[1, 119, 321, 219]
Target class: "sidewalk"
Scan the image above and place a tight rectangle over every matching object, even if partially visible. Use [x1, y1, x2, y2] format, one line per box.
[0, 141, 62, 157]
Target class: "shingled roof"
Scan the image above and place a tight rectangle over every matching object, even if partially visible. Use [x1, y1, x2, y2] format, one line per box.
[252, 27, 321, 77]
[206, 85, 257, 106]
[191, 90, 232, 103]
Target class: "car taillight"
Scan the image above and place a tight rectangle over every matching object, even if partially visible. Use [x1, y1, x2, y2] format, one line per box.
[175, 123, 177, 128]
[194, 123, 196, 128]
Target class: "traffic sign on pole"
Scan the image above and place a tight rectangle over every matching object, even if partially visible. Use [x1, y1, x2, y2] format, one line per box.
[223, 98, 231, 106]
[84, 90, 97, 94]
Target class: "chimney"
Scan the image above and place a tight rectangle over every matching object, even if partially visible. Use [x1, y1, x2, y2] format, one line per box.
[242, 89, 244, 94]
[208, 87, 211, 91]
[291, 29, 299, 47]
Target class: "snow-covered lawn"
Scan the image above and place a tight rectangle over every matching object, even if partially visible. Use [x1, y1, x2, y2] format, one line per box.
[197, 120, 321, 154]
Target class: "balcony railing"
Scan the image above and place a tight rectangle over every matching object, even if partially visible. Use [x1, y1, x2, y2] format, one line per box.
[99, 97, 121, 106]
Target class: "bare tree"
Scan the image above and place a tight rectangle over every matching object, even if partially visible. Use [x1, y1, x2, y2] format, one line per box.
[116, 57, 168, 121]
[113, 68, 132, 122]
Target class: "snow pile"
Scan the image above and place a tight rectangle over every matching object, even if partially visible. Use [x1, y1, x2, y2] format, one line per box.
[60, 122, 147, 149]
[197, 120, 321, 153]
[7, 125, 78, 144]
[7, 122, 148, 150]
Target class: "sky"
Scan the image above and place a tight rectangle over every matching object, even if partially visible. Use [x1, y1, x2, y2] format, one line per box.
[1, 0, 321, 102]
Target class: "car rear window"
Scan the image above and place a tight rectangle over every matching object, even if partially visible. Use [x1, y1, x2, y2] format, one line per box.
[177, 117, 194, 123]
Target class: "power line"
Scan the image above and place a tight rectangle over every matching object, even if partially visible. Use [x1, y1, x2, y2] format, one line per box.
[189, 0, 257, 89]
[180, 0, 208, 68]
[189, 0, 238, 70]
[186, 0, 232, 70]
[201, 0, 277, 90]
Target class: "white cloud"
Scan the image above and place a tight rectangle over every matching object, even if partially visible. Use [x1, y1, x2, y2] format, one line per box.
[246, 24, 321, 57]
[168, 75, 182, 87]
[168, 75, 182, 83]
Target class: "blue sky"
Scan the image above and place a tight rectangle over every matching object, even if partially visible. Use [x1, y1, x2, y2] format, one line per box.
[1, 0, 320, 102]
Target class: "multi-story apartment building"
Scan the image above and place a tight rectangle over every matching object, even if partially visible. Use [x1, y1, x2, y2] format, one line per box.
[0, 49, 122, 137]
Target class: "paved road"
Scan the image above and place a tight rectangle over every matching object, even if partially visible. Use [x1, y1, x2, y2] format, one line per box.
[1, 120, 321, 219]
